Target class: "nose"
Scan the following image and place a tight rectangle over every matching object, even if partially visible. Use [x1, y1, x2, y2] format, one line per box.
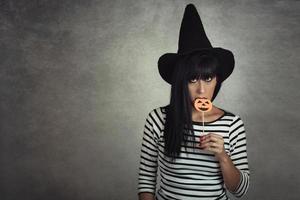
[196, 80, 205, 93]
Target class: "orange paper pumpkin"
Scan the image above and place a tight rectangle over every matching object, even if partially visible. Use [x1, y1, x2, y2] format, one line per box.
[194, 98, 213, 112]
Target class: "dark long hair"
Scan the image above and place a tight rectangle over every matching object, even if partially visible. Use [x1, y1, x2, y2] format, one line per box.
[163, 52, 222, 161]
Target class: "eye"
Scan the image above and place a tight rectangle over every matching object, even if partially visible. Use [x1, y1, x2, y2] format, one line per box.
[204, 77, 212, 82]
[189, 78, 198, 83]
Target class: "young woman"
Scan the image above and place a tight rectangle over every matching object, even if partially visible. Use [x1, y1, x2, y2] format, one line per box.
[138, 4, 250, 200]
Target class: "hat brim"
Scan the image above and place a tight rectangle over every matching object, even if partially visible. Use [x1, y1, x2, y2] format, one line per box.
[158, 47, 234, 84]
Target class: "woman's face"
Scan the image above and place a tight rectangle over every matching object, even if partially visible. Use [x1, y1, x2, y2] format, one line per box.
[188, 76, 217, 104]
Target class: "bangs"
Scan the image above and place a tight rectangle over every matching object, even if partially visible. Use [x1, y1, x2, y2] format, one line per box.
[185, 53, 218, 81]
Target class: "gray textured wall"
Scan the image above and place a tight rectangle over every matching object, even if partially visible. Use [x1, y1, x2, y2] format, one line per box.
[1, 0, 299, 199]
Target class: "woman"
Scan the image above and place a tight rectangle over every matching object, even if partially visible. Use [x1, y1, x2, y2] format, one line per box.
[138, 4, 250, 200]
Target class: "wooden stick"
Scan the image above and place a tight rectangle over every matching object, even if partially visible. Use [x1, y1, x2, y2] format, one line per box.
[202, 111, 204, 135]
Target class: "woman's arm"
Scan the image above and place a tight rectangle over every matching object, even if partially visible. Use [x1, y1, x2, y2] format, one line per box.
[200, 134, 241, 192]
[200, 116, 250, 197]
[139, 192, 155, 200]
[224, 116, 250, 197]
[217, 152, 242, 192]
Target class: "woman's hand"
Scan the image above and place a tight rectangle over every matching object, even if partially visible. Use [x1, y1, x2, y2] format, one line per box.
[199, 133, 227, 160]
[199, 133, 242, 192]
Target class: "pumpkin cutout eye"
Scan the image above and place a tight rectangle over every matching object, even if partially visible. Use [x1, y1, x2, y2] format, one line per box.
[194, 98, 212, 112]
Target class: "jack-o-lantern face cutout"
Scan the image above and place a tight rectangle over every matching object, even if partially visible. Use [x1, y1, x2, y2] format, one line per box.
[194, 97, 213, 112]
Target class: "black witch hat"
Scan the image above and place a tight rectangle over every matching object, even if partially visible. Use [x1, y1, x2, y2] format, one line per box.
[158, 4, 235, 84]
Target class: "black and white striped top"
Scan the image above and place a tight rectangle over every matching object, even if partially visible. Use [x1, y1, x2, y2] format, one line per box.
[138, 106, 250, 200]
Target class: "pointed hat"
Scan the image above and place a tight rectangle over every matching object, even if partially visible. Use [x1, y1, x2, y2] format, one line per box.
[158, 4, 235, 84]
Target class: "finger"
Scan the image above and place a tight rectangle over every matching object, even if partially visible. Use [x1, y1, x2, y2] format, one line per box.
[211, 133, 223, 139]
[199, 137, 225, 154]
[200, 142, 223, 153]
[201, 136, 223, 144]
[200, 141, 219, 149]
[203, 145, 219, 154]
[205, 133, 223, 139]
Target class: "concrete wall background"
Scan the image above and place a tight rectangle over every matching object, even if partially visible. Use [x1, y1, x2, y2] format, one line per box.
[1, 0, 299, 199]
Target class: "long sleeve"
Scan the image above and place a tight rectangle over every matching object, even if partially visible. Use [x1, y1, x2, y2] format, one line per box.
[228, 116, 250, 198]
[138, 110, 159, 195]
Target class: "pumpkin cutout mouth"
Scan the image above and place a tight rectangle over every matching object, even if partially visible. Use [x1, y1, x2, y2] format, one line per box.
[194, 97, 213, 113]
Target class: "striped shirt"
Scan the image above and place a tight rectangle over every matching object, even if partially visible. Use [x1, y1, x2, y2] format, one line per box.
[138, 106, 250, 200]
